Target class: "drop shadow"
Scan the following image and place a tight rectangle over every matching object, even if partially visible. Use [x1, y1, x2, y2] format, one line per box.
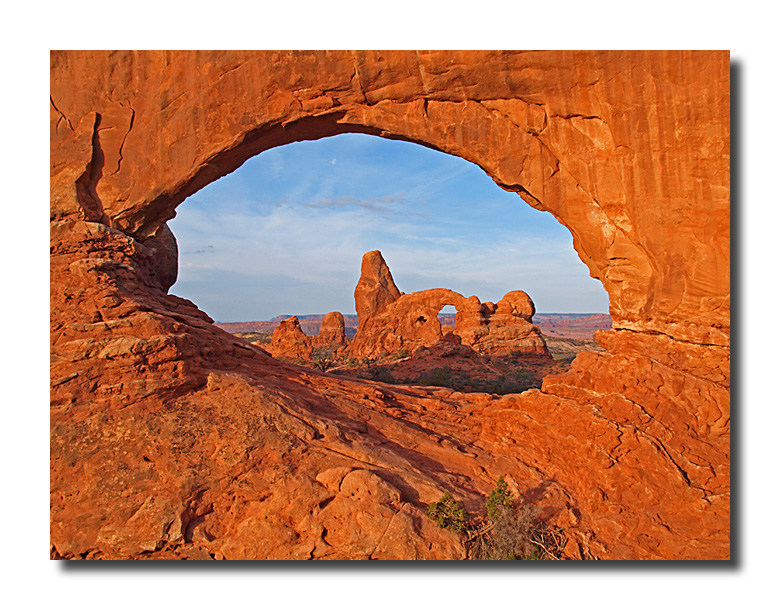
[729, 58, 742, 568]
[57, 556, 733, 572]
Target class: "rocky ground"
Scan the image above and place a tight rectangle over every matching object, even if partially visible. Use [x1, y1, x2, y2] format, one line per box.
[235, 324, 604, 395]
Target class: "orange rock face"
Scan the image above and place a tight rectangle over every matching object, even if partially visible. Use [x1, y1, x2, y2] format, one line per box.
[354, 250, 403, 325]
[50, 51, 730, 560]
[267, 316, 313, 361]
[312, 311, 348, 347]
[267, 312, 348, 362]
[349, 251, 550, 359]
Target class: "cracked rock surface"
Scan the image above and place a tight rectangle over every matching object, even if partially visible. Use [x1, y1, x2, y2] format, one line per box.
[50, 50, 730, 560]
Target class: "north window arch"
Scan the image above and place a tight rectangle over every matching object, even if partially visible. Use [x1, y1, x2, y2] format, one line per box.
[167, 132, 610, 392]
[49, 50, 732, 561]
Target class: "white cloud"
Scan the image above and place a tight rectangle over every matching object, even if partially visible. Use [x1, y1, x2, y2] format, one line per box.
[168, 134, 609, 320]
[169, 200, 608, 321]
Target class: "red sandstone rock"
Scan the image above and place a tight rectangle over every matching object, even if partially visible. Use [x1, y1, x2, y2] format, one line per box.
[468, 291, 548, 357]
[312, 311, 347, 347]
[349, 252, 550, 359]
[217, 314, 360, 337]
[267, 316, 313, 361]
[142, 223, 179, 292]
[266, 312, 348, 361]
[50, 51, 730, 561]
[354, 250, 403, 324]
[495, 290, 534, 321]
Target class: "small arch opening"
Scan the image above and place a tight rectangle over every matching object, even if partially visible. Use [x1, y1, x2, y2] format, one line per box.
[438, 305, 458, 332]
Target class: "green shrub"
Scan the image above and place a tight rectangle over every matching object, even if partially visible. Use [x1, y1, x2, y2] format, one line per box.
[485, 476, 514, 520]
[468, 476, 566, 560]
[367, 365, 395, 383]
[426, 492, 469, 533]
[418, 366, 453, 387]
[314, 358, 335, 372]
[424, 479, 568, 560]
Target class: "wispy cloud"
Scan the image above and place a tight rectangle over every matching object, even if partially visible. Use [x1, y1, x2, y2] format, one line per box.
[182, 245, 215, 255]
[171, 199, 608, 320]
[302, 193, 429, 219]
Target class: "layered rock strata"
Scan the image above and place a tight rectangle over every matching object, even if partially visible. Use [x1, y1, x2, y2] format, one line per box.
[50, 50, 730, 560]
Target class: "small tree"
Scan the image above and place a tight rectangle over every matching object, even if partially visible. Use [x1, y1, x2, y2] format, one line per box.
[485, 476, 513, 519]
[426, 492, 469, 533]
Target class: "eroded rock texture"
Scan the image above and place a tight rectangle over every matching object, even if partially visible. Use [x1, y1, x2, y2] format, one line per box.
[267, 316, 313, 361]
[50, 50, 730, 560]
[267, 312, 348, 362]
[349, 251, 550, 359]
[354, 250, 403, 325]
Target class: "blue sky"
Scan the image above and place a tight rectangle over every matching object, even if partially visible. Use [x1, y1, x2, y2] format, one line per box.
[168, 133, 609, 322]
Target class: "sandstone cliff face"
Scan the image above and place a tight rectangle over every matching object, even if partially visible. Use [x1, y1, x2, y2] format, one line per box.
[354, 250, 403, 325]
[349, 251, 550, 359]
[50, 51, 730, 560]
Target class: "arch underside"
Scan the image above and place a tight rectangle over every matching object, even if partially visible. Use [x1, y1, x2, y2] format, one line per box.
[49, 50, 730, 560]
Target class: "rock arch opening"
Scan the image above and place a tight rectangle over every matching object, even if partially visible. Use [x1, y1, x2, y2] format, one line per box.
[168, 132, 608, 391]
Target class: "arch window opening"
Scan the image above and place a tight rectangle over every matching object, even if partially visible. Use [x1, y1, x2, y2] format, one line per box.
[168, 133, 610, 394]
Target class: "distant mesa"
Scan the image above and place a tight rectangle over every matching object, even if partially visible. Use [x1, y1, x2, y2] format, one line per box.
[216, 312, 611, 341]
[217, 315, 359, 337]
[535, 313, 612, 340]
